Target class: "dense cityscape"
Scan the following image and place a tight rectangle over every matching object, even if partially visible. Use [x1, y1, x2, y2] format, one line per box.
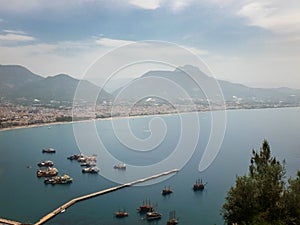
[1, 99, 299, 130]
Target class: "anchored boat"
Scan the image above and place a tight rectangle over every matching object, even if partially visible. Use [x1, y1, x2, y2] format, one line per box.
[137, 199, 153, 213]
[146, 205, 162, 221]
[82, 166, 99, 174]
[37, 160, 54, 167]
[193, 178, 206, 191]
[166, 210, 178, 225]
[146, 211, 162, 220]
[115, 210, 129, 218]
[42, 148, 56, 153]
[37, 167, 58, 177]
[114, 163, 126, 170]
[44, 174, 73, 184]
[162, 186, 173, 195]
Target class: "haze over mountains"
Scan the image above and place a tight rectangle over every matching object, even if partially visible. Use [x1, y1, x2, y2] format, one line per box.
[1, 64, 300, 106]
[113, 65, 300, 105]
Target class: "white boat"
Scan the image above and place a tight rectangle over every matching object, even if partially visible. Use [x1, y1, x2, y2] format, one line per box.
[114, 163, 126, 170]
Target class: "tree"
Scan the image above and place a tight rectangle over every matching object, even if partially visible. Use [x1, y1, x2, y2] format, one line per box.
[222, 140, 286, 224]
[282, 171, 300, 224]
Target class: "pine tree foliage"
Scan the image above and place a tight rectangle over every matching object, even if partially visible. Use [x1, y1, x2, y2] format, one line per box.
[222, 140, 300, 225]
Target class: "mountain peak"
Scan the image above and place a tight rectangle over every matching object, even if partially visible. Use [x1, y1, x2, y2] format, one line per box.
[176, 64, 200, 73]
[0, 65, 112, 103]
[47, 74, 78, 81]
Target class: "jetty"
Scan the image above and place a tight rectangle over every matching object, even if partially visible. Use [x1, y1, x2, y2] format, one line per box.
[0, 218, 22, 225]
[32, 169, 179, 225]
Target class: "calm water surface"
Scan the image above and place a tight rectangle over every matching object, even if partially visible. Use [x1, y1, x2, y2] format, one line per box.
[0, 107, 300, 225]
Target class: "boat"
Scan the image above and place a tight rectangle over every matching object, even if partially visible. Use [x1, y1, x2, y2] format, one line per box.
[42, 148, 56, 153]
[82, 166, 99, 174]
[37, 167, 58, 177]
[146, 211, 162, 220]
[162, 186, 173, 195]
[166, 210, 178, 225]
[115, 210, 129, 218]
[68, 154, 97, 162]
[67, 154, 82, 160]
[44, 174, 73, 184]
[193, 178, 205, 191]
[77, 155, 97, 163]
[37, 160, 54, 167]
[114, 163, 126, 170]
[137, 199, 153, 213]
[80, 161, 96, 167]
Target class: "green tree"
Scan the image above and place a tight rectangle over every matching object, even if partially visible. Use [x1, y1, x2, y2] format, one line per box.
[282, 171, 300, 224]
[222, 140, 286, 224]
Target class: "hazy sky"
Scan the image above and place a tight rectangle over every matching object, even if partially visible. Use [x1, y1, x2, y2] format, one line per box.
[0, 0, 299, 88]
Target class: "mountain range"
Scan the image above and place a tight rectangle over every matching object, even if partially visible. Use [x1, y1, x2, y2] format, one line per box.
[0, 65, 111, 104]
[113, 65, 300, 104]
[1, 64, 300, 105]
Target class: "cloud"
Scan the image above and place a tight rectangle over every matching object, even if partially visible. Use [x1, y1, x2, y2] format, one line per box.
[0, 41, 102, 78]
[0, 33, 36, 42]
[3, 29, 27, 35]
[169, 0, 195, 12]
[96, 38, 135, 47]
[127, 0, 197, 12]
[237, 1, 300, 37]
[128, 0, 161, 10]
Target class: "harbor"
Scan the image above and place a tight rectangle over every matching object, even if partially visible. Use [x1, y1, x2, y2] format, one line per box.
[2, 108, 296, 224]
[34, 169, 179, 225]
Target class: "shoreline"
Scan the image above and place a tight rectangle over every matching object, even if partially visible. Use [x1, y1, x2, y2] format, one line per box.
[1, 105, 299, 132]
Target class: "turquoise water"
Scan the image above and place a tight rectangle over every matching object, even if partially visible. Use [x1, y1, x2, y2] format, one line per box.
[0, 107, 300, 225]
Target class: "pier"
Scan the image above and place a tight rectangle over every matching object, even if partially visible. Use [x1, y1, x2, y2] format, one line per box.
[33, 169, 179, 225]
[0, 218, 21, 225]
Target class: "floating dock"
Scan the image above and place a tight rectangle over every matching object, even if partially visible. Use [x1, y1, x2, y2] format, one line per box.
[32, 169, 179, 225]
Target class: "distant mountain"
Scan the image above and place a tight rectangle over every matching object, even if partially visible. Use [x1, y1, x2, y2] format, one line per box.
[113, 65, 300, 104]
[0, 65, 111, 103]
[0, 65, 43, 97]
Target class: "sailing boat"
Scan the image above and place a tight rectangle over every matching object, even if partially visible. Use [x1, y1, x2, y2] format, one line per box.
[162, 185, 173, 195]
[137, 198, 153, 213]
[193, 178, 206, 191]
[115, 208, 129, 218]
[166, 210, 178, 225]
[146, 203, 162, 221]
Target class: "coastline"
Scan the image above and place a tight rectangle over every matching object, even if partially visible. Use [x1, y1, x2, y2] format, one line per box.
[0, 111, 187, 132]
[1, 105, 299, 132]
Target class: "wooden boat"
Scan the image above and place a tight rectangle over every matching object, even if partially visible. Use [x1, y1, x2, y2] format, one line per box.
[162, 186, 173, 195]
[42, 148, 56, 153]
[115, 210, 129, 218]
[114, 163, 126, 170]
[82, 166, 99, 174]
[137, 199, 153, 213]
[193, 178, 205, 191]
[44, 174, 73, 184]
[166, 210, 178, 225]
[37, 160, 54, 167]
[146, 211, 162, 220]
[37, 167, 58, 177]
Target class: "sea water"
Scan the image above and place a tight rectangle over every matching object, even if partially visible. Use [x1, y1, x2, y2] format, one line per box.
[0, 107, 300, 225]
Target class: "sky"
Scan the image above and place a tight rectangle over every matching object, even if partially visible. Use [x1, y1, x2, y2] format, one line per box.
[0, 0, 299, 89]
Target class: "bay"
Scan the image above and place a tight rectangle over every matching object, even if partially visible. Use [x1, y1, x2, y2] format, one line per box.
[0, 107, 300, 225]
